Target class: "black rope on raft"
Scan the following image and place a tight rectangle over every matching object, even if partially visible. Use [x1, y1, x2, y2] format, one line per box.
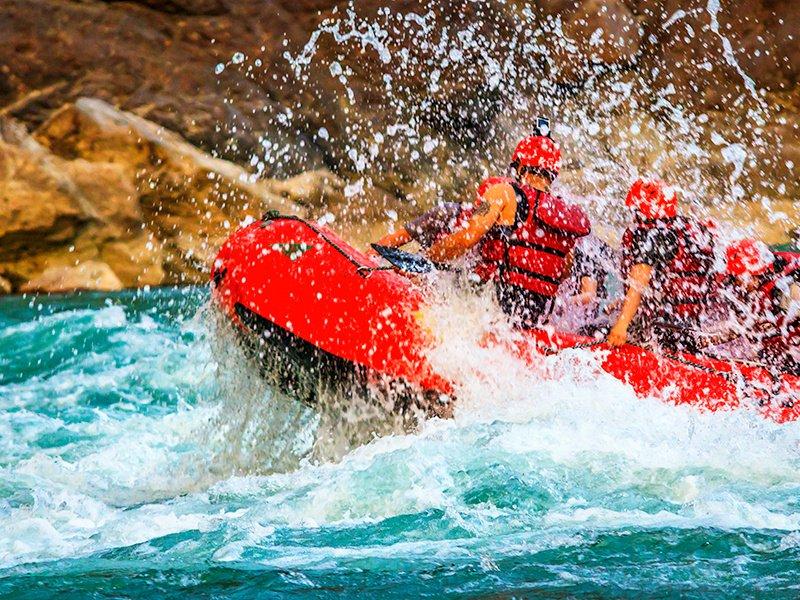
[260, 212, 794, 408]
[538, 338, 787, 405]
[261, 212, 393, 278]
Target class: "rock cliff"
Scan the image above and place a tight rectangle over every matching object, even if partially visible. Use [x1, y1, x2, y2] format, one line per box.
[0, 98, 320, 291]
[0, 0, 798, 292]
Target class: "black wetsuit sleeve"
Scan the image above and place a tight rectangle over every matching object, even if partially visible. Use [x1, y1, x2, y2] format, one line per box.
[572, 247, 602, 281]
[628, 226, 680, 269]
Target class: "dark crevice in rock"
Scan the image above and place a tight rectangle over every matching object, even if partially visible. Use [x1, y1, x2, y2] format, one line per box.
[98, 0, 229, 17]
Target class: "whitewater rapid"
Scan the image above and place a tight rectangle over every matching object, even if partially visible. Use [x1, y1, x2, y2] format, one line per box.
[2, 288, 800, 596]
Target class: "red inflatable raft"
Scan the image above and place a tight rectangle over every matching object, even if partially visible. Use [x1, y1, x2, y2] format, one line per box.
[211, 214, 800, 423]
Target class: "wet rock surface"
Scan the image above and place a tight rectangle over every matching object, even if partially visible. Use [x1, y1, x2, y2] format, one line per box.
[0, 0, 798, 292]
[20, 260, 124, 294]
[0, 99, 307, 291]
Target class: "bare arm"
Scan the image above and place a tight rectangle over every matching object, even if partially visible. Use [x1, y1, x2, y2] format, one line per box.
[563, 251, 574, 281]
[607, 263, 653, 347]
[375, 227, 412, 249]
[427, 183, 513, 261]
[574, 276, 599, 306]
[787, 282, 800, 323]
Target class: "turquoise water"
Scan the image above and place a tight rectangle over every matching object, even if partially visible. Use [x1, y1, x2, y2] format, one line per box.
[2, 287, 800, 598]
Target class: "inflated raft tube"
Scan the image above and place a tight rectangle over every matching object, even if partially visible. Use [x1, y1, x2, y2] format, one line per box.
[211, 214, 800, 423]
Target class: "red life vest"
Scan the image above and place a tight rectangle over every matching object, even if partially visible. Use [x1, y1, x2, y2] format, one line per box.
[757, 257, 800, 372]
[756, 255, 800, 331]
[621, 216, 715, 322]
[474, 177, 591, 298]
[760, 254, 800, 303]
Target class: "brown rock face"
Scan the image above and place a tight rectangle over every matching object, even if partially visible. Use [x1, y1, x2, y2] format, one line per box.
[539, 0, 643, 83]
[2, 1, 798, 158]
[0, 0, 799, 294]
[0, 98, 311, 293]
[0, 0, 332, 173]
[100, 234, 165, 288]
[21, 260, 124, 293]
[0, 120, 89, 268]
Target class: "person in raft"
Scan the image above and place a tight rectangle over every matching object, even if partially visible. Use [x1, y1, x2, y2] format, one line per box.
[606, 179, 716, 352]
[404, 122, 591, 327]
[548, 233, 618, 336]
[706, 239, 800, 373]
[377, 206, 611, 334]
[374, 201, 469, 252]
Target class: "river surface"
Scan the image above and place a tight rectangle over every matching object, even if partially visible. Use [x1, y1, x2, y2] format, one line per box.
[2, 287, 800, 598]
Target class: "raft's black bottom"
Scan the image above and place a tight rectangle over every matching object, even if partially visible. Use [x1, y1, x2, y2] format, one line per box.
[234, 303, 357, 406]
[232, 303, 450, 418]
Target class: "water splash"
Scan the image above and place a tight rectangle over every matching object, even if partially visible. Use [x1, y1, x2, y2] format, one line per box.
[706, 0, 759, 100]
[4, 2, 800, 594]
[234, 2, 796, 245]
[3, 289, 800, 596]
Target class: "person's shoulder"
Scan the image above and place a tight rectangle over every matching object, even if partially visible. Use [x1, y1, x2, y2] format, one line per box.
[649, 223, 680, 253]
[481, 177, 516, 192]
[625, 221, 677, 261]
[480, 179, 518, 204]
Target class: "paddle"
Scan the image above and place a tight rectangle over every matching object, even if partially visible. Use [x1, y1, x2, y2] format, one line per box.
[653, 320, 782, 352]
[650, 320, 738, 350]
[647, 320, 788, 380]
[371, 244, 445, 274]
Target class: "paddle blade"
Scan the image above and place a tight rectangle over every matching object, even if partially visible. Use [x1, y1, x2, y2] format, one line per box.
[371, 244, 436, 274]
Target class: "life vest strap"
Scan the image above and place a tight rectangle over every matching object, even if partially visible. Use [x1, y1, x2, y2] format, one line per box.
[670, 297, 706, 306]
[475, 177, 589, 303]
[501, 264, 562, 286]
[505, 239, 568, 258]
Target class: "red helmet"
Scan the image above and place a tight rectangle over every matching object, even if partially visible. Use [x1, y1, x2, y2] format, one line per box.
[726, 239, 774, 278]
[625, 179, 678, 220]
[511, 135, 561, 176]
